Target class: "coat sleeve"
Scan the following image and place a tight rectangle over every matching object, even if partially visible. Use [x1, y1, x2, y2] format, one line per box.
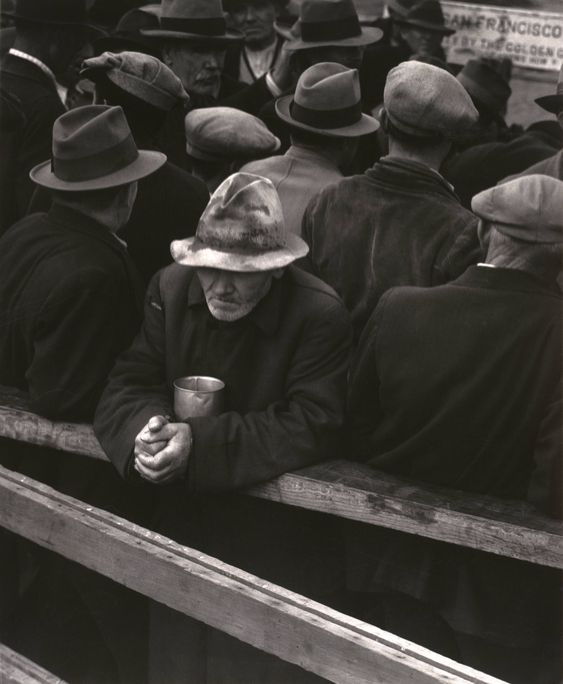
[28, 270, 136, 421]
[93, 272, 173, 478]
[185, 296, 353, 493]
[434, 214, 483, 286]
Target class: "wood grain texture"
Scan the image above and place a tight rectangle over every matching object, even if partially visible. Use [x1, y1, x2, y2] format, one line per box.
[0, 387, 560, 568]
[0, 644, 66, 684]
[0, 465, 506, 684]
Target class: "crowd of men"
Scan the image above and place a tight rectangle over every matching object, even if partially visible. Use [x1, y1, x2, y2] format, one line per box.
[0, 0, 561, 683]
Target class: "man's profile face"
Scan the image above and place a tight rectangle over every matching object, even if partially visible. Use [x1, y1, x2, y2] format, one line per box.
[229, 0, 277, 47]
[197, 267, 279, 322]
[163, 43, 226, 99]
[399, 26, 443, 56]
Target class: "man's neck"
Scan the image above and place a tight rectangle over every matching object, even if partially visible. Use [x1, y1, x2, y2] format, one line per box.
[245, 32, 276, 52]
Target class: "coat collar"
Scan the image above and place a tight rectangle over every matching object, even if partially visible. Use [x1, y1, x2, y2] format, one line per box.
[455, 264, 561, 298]
[1, 52, 59, 93]
[367, 156, 459, 199]
[285, 144, 341, 173]
[187, 268, 286, 335]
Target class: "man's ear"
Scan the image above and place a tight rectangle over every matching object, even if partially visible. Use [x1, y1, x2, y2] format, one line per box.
[161, 45, 174, 68]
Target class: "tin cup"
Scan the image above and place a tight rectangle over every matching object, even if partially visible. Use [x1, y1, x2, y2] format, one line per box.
[173, 376, 225, 420]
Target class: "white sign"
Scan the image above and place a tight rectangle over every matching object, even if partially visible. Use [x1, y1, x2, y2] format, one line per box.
[442, 1, 563, 71]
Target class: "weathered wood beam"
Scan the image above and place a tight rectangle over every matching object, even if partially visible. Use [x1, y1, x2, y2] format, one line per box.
[0, 644, 66, 684]
[0, 465, 505, 684]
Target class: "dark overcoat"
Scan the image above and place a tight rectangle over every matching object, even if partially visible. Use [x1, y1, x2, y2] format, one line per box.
[302, 157, 482, 341]
[346, 265, 562, 648]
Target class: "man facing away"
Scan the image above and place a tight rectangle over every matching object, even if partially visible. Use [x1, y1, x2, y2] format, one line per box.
[303, 60, 482, 341]
[94, 172, 352, 682]
[347, 174, 563, 683]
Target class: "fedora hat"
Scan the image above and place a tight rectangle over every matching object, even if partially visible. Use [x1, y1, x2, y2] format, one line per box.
[457, 59, 511, 116]
[3, 0, 104, 36]
[81, 51, 188, 112]
[171, 173, 308, 272]
[535, 64, 563, 114]
[93, 4, 162, 58]
[396, 0, 455, 35]
[282, 0, 382, 52]
[30, 105, 165, 191]
[142, 0, 242, 45]
[276, 62, 379, 137]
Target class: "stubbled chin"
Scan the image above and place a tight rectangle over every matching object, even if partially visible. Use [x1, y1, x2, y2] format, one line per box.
[207, 300, 255, 322]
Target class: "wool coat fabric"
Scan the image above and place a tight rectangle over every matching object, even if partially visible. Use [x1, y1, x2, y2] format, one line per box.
[0, 54, 65, 227]
[345, 265, 562, 648]
[240, 144, 343, 235]
[503, 147, 563, 182]
[0, 203, 144, 421]
[302, 157, 482, 341]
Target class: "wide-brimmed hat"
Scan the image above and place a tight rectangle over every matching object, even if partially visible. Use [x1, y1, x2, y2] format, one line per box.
[457, 59, 511, 116]
[81, 51, 188, 112]
[171, 173, 309, 272]
[396, 0, 455, 35]
[142, 0, 242, 45]
[282, 0, 382, 52]
[30, 105, 165, 191]
[3, 0, 104, 38]
[384, 61, 477, 138]
[472, 175, 563, 244]
[93, 4, 162, 57]
[535, 65, 563, 114]
[276, 62, 379, 137]
[185, 107, 280, 162]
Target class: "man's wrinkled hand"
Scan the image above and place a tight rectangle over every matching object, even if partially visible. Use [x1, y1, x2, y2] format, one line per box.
[134, 420, 192, 485]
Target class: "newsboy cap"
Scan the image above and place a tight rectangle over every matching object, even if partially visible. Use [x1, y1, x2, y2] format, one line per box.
[185, 107, 280, 162]
[472, 175, 563, 244]
[171, 172, 309, 271]
[384, 61, 478, 138]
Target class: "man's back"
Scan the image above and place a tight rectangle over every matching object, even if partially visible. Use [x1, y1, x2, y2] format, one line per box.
[349, 265, 562, 499]
[303, 157, 482, 339]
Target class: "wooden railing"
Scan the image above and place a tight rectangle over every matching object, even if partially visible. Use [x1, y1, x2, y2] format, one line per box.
[0, 643, 67, 684]
[0, 387, 560, 569]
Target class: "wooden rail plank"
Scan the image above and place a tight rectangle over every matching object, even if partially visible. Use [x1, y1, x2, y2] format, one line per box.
[0, 644, 66, 684]
[0, 387, 560, 568]
[0, 465, 505, 684]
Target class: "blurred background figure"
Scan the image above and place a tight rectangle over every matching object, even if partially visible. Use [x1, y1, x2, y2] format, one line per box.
[185, 106, 280, 192]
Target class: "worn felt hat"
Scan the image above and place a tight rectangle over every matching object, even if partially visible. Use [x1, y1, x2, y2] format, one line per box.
[282, 0, 382, 52]
[141, 0, 243, 45]
[30, 105, 165, 191]
[93, 4, 162, 57]
[535, 64, 563, 115]
[171, 172, 309, 271]
[457, 59, 511, 115]
[386, 0, 418, 17]
[81, 51, 188, 111]
[185, 107, 280, 162]
[395, 0, 454, 35]
[3, 0, 104, 37]
[276, 62, 379, 137]
[384, 61, 477, 138]
[472, 175, 563, 244]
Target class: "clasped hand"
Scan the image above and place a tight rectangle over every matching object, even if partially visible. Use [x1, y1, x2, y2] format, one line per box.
[134, 415, 192, 485]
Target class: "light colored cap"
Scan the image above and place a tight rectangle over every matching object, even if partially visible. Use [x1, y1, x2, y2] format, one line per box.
[384, 60, 478, 138]
[171, 173, 309, 272]
[472, 175, 563, 244]
[184, 107, 280, 162]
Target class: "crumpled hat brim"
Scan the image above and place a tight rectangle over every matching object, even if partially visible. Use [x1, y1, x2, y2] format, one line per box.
[535, 93, 563, 114]
[141, 28, 242, 44]
[284, 26, 382, 51]
[29, 150, 166, 191]
[171, 234, 309, 272]
[275, 96, 379, 138]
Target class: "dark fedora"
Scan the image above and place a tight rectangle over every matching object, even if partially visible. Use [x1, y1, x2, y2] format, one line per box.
[282, 0, 382, 52]
[93, 4, 162, 58]
[30, 105, 165, 191]
[142, 0, 243, 45]
[535, 64, 563, 114]
[2, 0, 104, 36]
[276, 61, 379, 137]
[396, 0, 455, 35]
[457, 59, 511, 117]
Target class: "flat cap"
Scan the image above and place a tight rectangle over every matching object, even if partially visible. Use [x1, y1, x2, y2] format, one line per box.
[184, 107, 281, 162]
[81, 51, 188, 111]
[472, 175, 563, 244]
[384, 61, 478, 138]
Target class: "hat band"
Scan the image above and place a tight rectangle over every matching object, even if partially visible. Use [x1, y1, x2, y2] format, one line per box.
[301, 16, 361, 42]
[52, 134, 139, 182]
[160, 16, 227, 36]
[290, 99, 362, 129]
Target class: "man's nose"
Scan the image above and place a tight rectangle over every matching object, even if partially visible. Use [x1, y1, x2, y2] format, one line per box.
[203, 53, 221, 69]
[212, 273, 235, 296]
